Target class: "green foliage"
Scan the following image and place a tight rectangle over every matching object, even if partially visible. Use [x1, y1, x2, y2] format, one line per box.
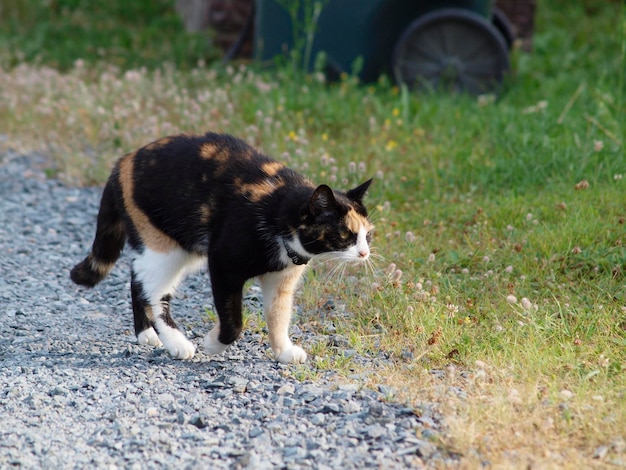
[273, 0, 329, 77]
[0, 0, 217, 70]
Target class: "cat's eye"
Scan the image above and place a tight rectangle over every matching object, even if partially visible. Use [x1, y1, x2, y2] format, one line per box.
[339, 230, 351, 241]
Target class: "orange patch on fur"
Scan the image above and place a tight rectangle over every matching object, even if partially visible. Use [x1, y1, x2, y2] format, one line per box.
[88, 254, 115, 276]
[118, 152, 178, 252]
[200, 143, 236, 175]
[198, 203, 212, 224]
[144, 304, 155, 322]
[236, 177, 285, 203]
[199, 143, 220, 160]
[262, 161, 283, 177]
[144, 136, 172, 151]
[345, 208, 371, 233]
[260, 266, 307, 355]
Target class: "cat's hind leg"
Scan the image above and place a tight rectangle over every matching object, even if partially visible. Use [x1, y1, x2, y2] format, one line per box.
[131, 248, 204, 359]
[132, 273, 162, 347]
[258, 266, 307, 364]
[134, 293, 178, 348]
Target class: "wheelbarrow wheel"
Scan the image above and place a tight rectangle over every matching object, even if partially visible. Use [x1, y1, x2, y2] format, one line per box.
[492, 6, 515, 50]
[392, 8, 510, 95]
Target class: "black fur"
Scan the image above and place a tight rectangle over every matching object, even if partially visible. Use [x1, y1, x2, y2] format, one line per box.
[70, 132, 373, 361]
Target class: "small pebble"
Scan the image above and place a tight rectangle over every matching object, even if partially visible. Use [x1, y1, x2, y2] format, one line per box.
[276, 383, 295, 395]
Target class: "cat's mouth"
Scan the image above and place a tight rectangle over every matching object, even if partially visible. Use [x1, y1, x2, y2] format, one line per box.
[287, 234, 371, 266]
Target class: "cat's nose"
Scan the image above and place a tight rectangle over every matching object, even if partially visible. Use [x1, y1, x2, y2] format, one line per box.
[358, 248, 370, 259]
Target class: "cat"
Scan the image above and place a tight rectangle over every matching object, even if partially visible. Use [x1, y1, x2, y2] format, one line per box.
[70, 131, 374, 364]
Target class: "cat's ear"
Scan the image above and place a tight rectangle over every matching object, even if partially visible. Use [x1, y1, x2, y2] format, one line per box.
[309, 184, 338, 215]
[346, 178, 373, 204]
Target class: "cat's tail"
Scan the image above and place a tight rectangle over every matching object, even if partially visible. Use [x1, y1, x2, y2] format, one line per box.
[70, 175, 126, 287]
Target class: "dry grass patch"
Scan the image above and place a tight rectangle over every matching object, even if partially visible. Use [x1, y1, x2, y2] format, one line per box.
[367, 360, 625, 468]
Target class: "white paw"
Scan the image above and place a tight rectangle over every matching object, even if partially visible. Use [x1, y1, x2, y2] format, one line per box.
[203, 329, 229, 356]
[161, 330, 196, 360]
[137, 328, 163, 347]
[276, 345, 307, 364]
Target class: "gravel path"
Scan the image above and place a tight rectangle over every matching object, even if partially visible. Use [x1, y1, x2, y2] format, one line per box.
[0, 152, 452, 469]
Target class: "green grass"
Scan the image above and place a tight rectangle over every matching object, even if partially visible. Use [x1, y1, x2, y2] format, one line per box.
[0, 0, 216, 70]
[1, 0, 624, 467]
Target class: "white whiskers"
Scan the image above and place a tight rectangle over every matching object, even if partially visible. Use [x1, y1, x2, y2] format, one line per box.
[310, 247, 384, 286]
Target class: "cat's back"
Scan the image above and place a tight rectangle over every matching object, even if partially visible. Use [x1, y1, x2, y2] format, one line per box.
[119, 132, 266, 180]
[110, 132, 307, 252]
[134, 132, 307, 201]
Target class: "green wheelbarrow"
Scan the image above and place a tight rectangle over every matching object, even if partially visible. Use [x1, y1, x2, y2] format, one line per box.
[254, 0, 513, 94]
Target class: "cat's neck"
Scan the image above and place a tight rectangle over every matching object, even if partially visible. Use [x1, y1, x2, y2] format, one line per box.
[266, 182, 315, 230]
[260, 183, 315, 266]
[282, 237, 310, 265]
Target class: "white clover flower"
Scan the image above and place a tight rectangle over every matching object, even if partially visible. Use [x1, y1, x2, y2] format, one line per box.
[391, 269, 403, 283]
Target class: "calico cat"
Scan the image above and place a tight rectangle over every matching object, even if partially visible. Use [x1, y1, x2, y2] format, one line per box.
[70, 132, 373, 364]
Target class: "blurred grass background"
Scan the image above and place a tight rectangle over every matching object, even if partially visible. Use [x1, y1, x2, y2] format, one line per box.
[0, 0, 216, 70]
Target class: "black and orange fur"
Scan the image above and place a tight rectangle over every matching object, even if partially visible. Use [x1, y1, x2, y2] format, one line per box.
[71, 132, 373, 363]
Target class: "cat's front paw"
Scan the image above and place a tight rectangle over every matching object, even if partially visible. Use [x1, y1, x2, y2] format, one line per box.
[203, 329, 229, 356]
[276, 345, 307, 364]
[161, 330, 196, 360]
[137, 328, 163, 347]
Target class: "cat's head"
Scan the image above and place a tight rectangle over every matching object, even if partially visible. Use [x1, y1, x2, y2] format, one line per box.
[288, 179, 374, 264]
